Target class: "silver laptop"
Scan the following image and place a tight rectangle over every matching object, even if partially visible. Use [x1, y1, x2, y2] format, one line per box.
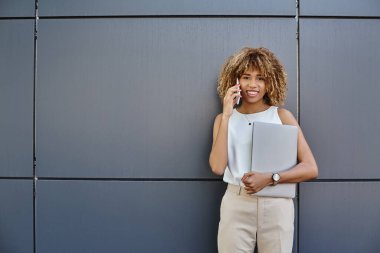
[250, 121, 298, 198]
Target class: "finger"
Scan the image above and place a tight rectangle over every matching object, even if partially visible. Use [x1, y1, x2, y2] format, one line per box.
[242, 175, 250, 183]
[242, 174, 249, 181]
[242, 173, 251, 181]
[232, 93, 242, 101]
[246, 186, 258, 192]
[225, 92, 238, 102]
[230, 94, 242, 106]
[243, 172, 254, 178]
[243, 179, 253, 187]
[228, 85, 241, 93]
[230, 90, 241, 99]
[245, 188, 255, 194]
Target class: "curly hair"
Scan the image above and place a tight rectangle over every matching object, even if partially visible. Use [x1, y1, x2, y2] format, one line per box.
[217, 47, 287, 106]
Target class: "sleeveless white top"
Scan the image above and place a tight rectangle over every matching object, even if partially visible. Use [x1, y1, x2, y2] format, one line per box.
[223, 106, 283, 185]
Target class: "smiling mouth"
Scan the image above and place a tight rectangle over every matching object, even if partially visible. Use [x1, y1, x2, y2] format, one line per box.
[246, 90, 259, 97]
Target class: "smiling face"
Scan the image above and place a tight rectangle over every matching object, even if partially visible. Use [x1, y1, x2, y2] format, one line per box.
[238, 67, 267, 105]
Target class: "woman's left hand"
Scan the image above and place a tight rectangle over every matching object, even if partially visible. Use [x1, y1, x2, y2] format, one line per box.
[241, 172, 272, 194]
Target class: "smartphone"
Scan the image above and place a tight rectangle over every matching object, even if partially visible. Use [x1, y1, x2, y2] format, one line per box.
[235, 78, 241, 106]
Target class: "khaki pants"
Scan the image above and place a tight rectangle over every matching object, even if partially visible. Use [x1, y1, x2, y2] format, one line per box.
[218, 184, 294, 253]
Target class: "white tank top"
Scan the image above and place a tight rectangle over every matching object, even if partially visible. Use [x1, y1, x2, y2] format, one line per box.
[223, 106, 283, 185]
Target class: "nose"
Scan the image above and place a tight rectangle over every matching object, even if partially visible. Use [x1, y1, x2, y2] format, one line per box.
[247, 81, 259, 87]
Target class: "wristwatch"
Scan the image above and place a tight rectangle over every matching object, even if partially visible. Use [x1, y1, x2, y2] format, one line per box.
[272, 173, 280, 186]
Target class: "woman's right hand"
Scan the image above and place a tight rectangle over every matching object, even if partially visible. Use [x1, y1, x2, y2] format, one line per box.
[223, 84, 241, 118]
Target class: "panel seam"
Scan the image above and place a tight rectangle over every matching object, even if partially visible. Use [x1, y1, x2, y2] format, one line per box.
[33, 1, 39, 253]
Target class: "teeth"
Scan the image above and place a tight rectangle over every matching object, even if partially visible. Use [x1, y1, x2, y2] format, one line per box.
[247, 91, 258, 95]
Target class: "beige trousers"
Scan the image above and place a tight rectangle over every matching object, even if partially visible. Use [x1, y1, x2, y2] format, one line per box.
[217, 184, 294, 253]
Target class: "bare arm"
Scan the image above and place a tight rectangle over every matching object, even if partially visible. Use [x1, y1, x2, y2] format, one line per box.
[209, 84, 241, 175]
[209, 114, 230, 175]
[276, 108, 319, 183]
[242, 108, 318, 193]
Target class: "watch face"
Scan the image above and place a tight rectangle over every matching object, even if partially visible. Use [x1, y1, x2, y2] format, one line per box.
[273, 173, 280, 181]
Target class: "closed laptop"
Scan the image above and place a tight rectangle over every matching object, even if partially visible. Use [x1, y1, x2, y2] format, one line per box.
[251, 121, 298, 198]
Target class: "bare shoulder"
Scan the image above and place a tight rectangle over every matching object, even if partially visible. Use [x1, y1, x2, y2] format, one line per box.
[215, 113, 223, 120]
[277, 107, 298, 126]
[212, 113, 224, 131]
[214, 113, 223, 124]
[212, 113, 224, 143]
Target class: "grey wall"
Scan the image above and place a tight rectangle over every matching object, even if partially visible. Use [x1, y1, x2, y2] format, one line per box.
[1, 0, 379, 252]
[298, 1, 380, 253]
[35, 18, 296, 178]
[0, 20, 34, 177]
[0, 180, 33, 253]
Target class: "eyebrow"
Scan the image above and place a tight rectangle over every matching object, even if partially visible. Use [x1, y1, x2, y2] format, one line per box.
[242, 73, 263, 76]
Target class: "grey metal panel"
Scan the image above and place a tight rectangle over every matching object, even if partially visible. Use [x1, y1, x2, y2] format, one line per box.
[37, 18, 296, 178]
[300, 19, 380, 179]
[300, 0, 380, 17]
[0, 0, 34, 17]
[38, 0, 295, 17]
[36, 180, 225, 253]
[299, 182, 380, 253]
[0, 180, 33, 253]
[0, 20, 34, 177]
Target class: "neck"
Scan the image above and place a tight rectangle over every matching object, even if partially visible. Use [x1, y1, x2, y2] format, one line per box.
[237, 101, 270, 114]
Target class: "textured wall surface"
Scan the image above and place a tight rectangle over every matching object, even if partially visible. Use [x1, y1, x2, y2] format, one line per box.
[298, 5, 380, 252]
[1, 0, 379, 252]
[0, 20, 34, 177]
[36, 18, 296, 178]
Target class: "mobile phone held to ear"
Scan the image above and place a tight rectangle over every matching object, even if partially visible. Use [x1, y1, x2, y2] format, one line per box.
[235, 78, 241, 106]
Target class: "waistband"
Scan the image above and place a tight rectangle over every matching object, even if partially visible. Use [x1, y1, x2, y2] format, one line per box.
[226, 183, 258, 198]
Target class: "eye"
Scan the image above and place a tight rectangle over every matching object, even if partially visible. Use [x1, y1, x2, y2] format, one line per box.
[257, 76, 265, 81]
[242, 76, 251, 80]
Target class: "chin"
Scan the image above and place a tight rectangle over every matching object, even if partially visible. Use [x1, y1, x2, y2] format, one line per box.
[245, 98, 264, 104]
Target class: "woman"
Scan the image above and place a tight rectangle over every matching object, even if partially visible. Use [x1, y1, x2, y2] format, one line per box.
[209, 47, 318, 253]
